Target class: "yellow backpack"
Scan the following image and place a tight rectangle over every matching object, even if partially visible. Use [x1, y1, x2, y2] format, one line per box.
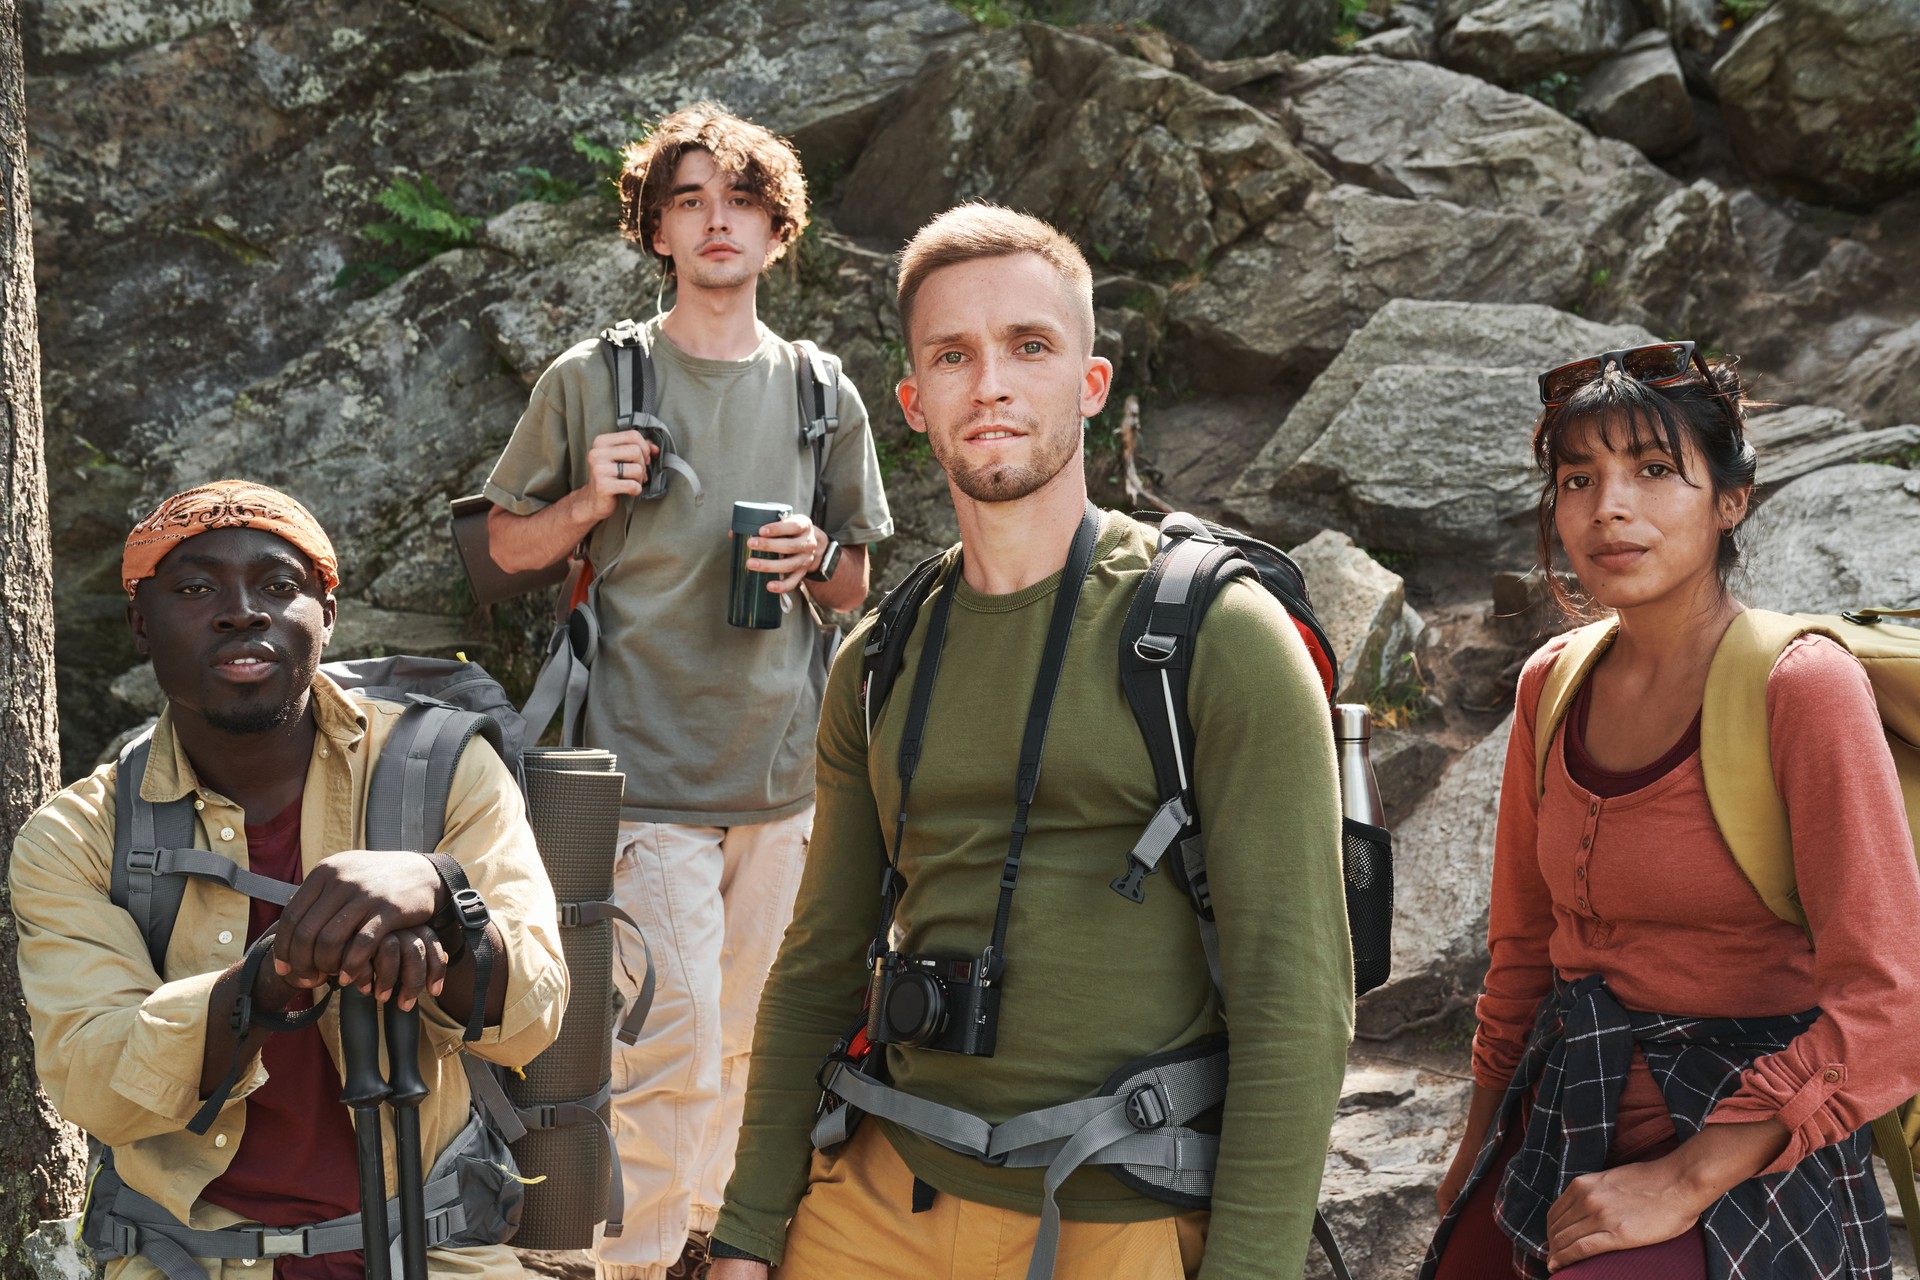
[1532, 607, 1920, 1252]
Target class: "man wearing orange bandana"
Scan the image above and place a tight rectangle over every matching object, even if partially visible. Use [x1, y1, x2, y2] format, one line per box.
[10, 480, 567, 1278]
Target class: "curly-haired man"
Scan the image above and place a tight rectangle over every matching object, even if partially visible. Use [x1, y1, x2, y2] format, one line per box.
[483, 103, 892, 1279]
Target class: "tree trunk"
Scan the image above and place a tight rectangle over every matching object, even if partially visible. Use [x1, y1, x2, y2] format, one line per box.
[0, 0, 88, 1270]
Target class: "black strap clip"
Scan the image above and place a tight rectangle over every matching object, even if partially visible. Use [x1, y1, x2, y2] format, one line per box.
[1110, 860, 1152, 905]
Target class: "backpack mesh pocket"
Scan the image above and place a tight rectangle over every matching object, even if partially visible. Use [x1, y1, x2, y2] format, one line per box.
[1342, 818, 1393, 997]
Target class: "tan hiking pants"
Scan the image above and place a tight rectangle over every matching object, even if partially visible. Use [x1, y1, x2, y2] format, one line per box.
[593, 809, 812, 1280]
[778, 1124, 1209, 1280]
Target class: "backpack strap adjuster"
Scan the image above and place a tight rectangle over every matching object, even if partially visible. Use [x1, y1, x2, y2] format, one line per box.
[1125, 1083, 1171, 1131]
[258, 1226, 311, 1258]
[1132, 633, 1179, 665]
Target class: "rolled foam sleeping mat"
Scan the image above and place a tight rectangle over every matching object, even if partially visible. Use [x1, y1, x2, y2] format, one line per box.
[513, 748, 625, 1251]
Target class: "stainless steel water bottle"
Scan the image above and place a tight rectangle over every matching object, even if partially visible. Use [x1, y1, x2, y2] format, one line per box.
[1334, 703, 1386, 827]
[728, 500, 791, 630]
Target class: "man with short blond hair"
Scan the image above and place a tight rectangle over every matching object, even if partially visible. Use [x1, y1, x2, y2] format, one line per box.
[484, 102, 892, 1279]
[709, 204, 1352, 1280]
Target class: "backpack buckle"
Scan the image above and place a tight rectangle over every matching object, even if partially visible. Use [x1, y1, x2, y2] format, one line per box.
[1110, 858, 1152, 904]
[125, 847, 160, 875]
[258, 1226, 310, 1257]
[451, 887, 490, 932]
[1125, 1083, 1171, 1131]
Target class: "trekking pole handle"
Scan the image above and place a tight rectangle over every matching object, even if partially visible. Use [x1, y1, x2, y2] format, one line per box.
[383, 1001, 429, 1108]
[339, 989, 392, 1108]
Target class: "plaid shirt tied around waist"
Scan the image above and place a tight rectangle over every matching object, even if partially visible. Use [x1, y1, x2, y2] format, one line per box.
[1422, 972, 1890, 1280]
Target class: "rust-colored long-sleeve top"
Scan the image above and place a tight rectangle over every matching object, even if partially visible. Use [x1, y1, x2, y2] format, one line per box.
[1472, 631, 1920, 1174]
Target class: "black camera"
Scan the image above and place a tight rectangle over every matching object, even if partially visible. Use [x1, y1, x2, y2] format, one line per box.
[866, 949, 1001, 1057]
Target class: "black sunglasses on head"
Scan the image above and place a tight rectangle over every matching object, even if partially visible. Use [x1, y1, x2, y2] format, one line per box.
[1537, 341, 1716, 406]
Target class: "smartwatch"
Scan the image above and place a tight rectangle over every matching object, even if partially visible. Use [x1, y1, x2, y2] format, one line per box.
[806, 539, 843, 583]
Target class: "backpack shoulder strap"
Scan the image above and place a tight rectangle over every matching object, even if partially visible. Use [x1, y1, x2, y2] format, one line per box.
[364, 696, 504, 855]
[859, 548, 951, 743]
[792, 340, 840, 530]
[1114, 526, 1259, 918]
[599, 319, 659, 430]
[1531, 619, 1620, 800]
[1701, 608, 1844, 931]
[111, 731, 197, 974]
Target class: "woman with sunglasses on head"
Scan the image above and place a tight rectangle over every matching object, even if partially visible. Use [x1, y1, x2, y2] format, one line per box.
[1421, 343, 1920, 1280]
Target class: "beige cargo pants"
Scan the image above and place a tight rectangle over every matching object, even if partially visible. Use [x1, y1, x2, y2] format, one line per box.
[592, 808, 812, 1280]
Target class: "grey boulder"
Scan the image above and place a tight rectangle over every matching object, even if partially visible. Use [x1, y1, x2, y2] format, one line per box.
[1289, 530, 1425, 705]
[1356, 714, 1511, 1039]
[1224, 299, 1656, 554]
[1745, 405, 1920, 492]
[1355, 25, 1434, 61]
[1743, 464, 1920, 615]
[1573, 29, 1697, 160]
[1309, 1066, 1472, 1280]
[1024, 0, 1341, 59]
[1712, 0, 1920, 206]
[1831, 320, 1920, 433]
[1436, 0, 1640, 87]
[23, 0, 249, 61]
[836, 24, 1325, 268]
[1165, 183, 1589, 393]
[1283, 55, 1741, 338]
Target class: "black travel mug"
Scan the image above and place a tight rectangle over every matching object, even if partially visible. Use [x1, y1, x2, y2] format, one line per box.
[728, 501, 790, 630]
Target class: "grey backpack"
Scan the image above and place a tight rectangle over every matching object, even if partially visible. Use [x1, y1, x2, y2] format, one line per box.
[101, 655, 649, 1257]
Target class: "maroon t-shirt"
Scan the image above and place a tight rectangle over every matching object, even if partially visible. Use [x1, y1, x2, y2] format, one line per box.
[200, 800, 365, 1279]
[1564, 679, 1704, 798]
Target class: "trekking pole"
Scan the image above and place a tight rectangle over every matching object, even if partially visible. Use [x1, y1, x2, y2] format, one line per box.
[383, 1000, 431, 1280]
[339, 988, 393, 1280]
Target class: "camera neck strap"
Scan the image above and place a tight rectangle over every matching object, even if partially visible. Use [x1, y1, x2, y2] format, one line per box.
[879, 502, 1104, 973]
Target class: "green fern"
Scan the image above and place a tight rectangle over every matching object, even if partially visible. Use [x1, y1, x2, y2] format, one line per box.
[333, 173, 483, 293]
[515, 166, 583, 204]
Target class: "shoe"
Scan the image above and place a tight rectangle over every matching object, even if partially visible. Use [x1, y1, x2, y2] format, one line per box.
[665, 1231, 711, 1280]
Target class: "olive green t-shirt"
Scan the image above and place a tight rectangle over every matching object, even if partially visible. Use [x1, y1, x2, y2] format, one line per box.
[713, 512, 1354, 1278]
[484, 318, 893, 824]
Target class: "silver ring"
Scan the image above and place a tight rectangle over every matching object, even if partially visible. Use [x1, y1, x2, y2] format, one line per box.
[615, 460, 625, 480]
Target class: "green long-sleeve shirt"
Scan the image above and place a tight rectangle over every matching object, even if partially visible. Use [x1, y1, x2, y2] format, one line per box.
[714, 512, 1353, 1277]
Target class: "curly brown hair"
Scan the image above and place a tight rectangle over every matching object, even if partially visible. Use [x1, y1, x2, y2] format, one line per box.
[617, 102, 809, 276]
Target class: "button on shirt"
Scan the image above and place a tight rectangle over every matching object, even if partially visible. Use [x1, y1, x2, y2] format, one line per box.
[9, 676, 568, 1276]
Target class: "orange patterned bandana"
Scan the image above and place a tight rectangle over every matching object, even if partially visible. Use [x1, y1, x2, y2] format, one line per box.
[123, 480, 339, 598]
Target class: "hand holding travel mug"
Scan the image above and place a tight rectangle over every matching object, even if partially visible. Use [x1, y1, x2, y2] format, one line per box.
[729, 501, 791, 630]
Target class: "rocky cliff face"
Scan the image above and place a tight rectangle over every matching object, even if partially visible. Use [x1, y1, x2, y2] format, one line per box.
[24, 0, 1920, 1273]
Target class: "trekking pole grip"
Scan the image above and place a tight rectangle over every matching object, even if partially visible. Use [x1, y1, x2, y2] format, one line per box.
[339, 988, 391, 1108]
[382, 1002, 428, 1107]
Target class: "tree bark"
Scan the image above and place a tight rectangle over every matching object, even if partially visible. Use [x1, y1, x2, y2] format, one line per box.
[0, 0, 88, 1270]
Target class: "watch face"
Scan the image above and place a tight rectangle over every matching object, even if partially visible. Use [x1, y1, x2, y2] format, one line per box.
[817, 542, 842, 581]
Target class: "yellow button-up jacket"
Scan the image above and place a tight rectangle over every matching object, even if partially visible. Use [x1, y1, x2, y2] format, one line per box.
[10, 675, 568, 1278]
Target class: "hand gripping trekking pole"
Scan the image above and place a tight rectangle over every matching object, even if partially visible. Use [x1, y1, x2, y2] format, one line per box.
[339, 989, 393, 1280]
[383, 1001, 431, 1280]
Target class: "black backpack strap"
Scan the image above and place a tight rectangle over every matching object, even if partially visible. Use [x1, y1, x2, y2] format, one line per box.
[363, 696, 503, 1043]
[792, 340, 840, 531]
[857, 548, 951, 743]
[599, 319, 659, 432]
[112, 730, 302, 972]
[1112, 529, 1257, 916]
[363, 696, 503, 856]
[111, 731, 199, 974]
[598, 321, 702, 520]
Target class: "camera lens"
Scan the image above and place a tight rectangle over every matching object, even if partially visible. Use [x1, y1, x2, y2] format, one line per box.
[880, 969, 946, 1046]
